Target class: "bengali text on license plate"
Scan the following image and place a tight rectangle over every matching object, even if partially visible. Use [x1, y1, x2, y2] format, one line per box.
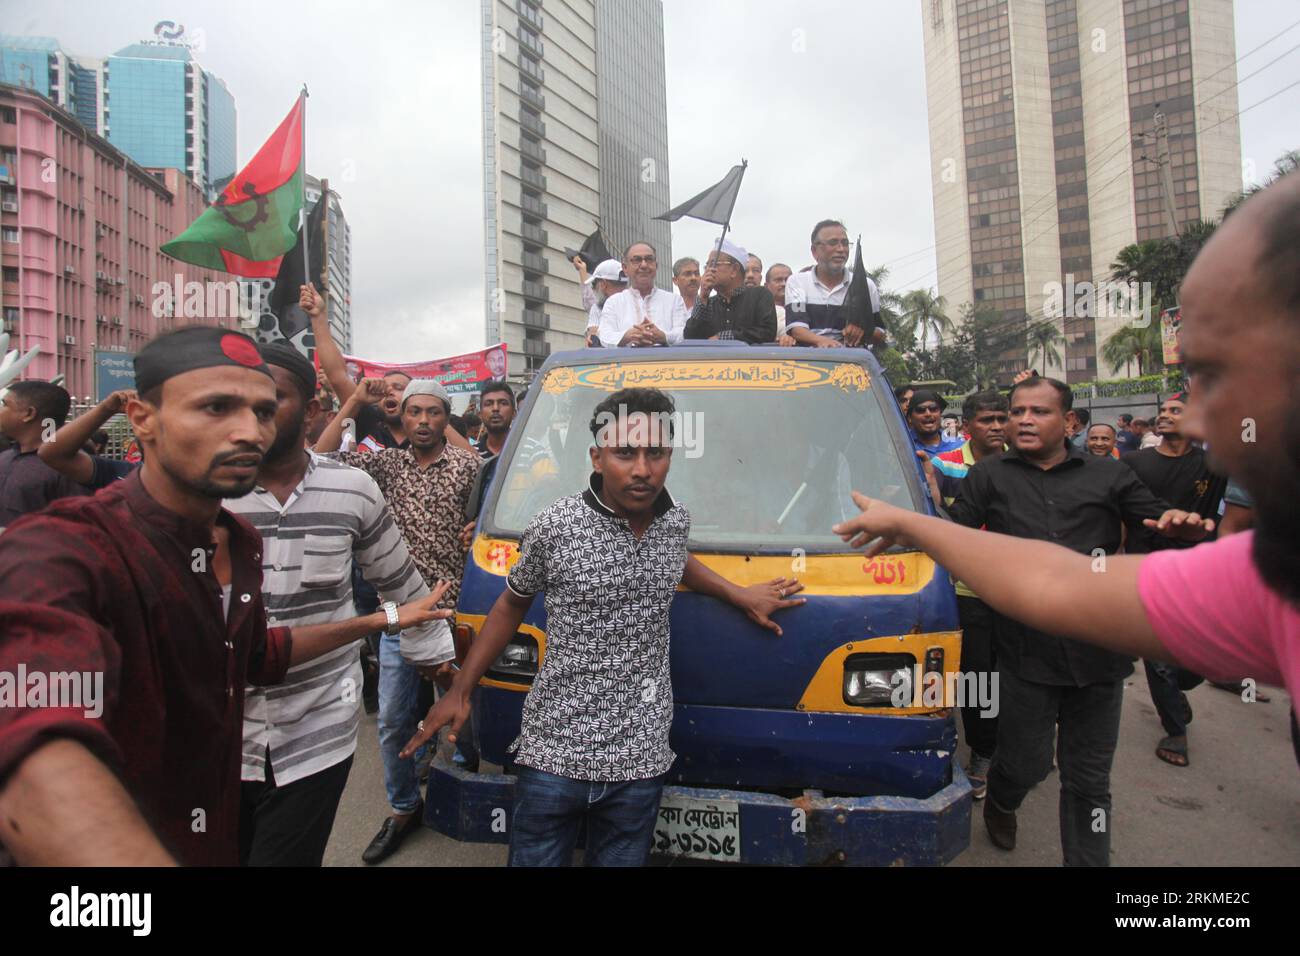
[653, 794, 741, 862]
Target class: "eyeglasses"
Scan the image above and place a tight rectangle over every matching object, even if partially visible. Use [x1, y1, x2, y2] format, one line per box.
[627, 255, 657, 265]
[815, 238, 851, 248]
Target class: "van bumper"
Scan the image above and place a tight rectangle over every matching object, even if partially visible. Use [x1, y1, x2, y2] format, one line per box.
[423, 758, 971, 866]
[475, 689, 959, 799]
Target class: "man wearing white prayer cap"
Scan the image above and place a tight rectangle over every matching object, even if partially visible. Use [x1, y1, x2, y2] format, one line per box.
[584, 259, 627, 347]
[683, 237, 779, 344]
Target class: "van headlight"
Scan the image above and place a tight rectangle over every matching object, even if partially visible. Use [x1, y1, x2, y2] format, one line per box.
[842, 653, 914, 706]
[489, 634, 539, 681]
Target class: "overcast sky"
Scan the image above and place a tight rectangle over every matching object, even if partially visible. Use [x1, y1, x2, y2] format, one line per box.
[5, 0, 1296, 361]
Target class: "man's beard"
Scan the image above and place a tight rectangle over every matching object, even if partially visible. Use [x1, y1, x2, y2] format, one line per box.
[1245, 414, 1300, 606]
[162, 451, 260, 500]
[263, 418, 305, 465]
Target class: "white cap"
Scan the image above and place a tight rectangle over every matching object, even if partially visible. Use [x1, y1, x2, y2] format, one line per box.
[586, 258, 627, 285]
[400, 378, 450, 410]
[711, 237, 749, 270]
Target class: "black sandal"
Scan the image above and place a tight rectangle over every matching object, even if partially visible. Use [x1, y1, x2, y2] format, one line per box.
[1156, 735, 1189, 767]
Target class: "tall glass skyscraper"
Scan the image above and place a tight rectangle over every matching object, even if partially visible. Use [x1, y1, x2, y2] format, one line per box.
[596, 0, 671, 289]
[480, 0, 671, 378]
[106, 42, 236, 197]
[0, 35, 100, 129]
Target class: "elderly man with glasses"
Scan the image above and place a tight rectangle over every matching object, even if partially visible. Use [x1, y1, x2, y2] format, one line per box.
[783, 219, 883, 349]
[683, 238, 778, 344]
[597, 241, 688, 348]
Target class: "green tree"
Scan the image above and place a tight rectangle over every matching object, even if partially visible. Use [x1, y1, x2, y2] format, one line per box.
[1026, 319, 1065, 374]
[866, 265, 915, 355]
[902, 288, 951, 357]
[1222, 148, 1299, 218]
[1101, 322, 1162, 377]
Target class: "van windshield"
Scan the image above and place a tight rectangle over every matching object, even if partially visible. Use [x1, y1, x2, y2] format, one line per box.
[487, 359, 922, 552]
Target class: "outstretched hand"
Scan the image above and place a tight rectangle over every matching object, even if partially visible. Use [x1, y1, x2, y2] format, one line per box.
[832, 491, 914, 557]
[734, 577, 806, 637]
[399, 688, 471, 760]
[1144, 509, 1215, 542]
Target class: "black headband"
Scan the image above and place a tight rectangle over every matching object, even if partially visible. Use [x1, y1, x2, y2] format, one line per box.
[135, 327, 272, 396]
[259, 342, 317, 398]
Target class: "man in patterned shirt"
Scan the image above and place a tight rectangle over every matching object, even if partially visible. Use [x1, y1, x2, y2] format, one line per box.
[315, 377, 480, 863]
[404, 387, 806, 866]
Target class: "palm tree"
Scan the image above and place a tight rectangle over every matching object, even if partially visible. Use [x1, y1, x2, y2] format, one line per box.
[1101, 323, 1162, 377]
[1222, 149, 1299, 218]
[866, 265, 914, 354]
[902, 288, 951, 356]
[1025, 319, 1065, 374]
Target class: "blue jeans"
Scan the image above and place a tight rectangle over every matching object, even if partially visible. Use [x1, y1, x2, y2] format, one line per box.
[377, 632, 424, 814]
[508, 765, 664, 867]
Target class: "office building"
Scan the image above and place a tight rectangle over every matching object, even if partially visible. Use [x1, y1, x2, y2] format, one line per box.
[480, 0, 671, 378]
[922, 0, 1241, 382]
[1, 83, 242, 399]
[105, 36, 236, 197]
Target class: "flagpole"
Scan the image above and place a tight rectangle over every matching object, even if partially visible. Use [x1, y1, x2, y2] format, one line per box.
[714, 159, 747, 256]
[300, 85, 310, 286]
[320, 177, 331, 292]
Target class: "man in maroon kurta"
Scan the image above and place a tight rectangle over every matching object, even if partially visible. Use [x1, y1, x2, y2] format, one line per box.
[0, 327, 449, 865]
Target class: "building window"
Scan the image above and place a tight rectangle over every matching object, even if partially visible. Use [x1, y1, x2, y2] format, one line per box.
[0, 107, 15, 124]
[1, 228, 17, 243]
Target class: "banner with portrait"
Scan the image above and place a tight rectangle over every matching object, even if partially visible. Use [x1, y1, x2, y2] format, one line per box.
[338, 343, 509, 394]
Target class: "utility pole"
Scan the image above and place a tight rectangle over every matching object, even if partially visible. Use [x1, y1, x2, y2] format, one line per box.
[1153, 110, 1181, 238]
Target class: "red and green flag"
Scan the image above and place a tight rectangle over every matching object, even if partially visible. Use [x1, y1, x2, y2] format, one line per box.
[162, 92, 305, 278]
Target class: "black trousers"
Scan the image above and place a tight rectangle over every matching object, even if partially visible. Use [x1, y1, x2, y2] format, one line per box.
[957, 596, 999, 760]
[239, 752, 354, 867]
[986, 666, 1123, 867]
[1143, 659, 1204, 738]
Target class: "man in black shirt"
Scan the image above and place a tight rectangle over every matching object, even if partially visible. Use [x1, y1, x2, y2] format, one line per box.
[683, 238, 778, 344]
[945, 377, 1206, 865]
[0, 381, 89, 529]
[1122, 393, 1227, 767]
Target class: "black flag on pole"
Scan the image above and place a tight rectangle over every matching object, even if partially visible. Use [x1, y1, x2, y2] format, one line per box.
[654, 162, 747, 226]
[258, 196, 327, 357]
[841, 235, 884, 337]
[563, 226, 613, 272]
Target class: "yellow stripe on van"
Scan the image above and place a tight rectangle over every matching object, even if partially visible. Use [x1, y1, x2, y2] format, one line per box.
[473, 536, 935, 597]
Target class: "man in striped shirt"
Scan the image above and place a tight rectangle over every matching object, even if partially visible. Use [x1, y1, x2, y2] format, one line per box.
[230, 344, 454, 866]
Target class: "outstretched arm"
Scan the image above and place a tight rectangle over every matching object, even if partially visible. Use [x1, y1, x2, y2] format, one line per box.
[832, 493, 1176, 661]
[399, 587, 533, 757]
[302, 283, 356, 405]
[0, 740, 175, 866]
[38, 389, 134, 485]
[681, 555, 806, 637]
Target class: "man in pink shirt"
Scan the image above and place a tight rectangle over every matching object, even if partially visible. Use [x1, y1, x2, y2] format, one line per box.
[833, 169, 1300, 788]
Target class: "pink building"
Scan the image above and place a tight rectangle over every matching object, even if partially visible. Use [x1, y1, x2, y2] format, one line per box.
[1, 83, 242, 400]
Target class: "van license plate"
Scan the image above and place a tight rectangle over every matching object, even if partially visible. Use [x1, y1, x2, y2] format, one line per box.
[653, 795, 741, 862]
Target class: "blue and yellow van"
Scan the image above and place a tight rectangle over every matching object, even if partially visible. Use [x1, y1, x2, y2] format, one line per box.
[427, 345, 970, 865]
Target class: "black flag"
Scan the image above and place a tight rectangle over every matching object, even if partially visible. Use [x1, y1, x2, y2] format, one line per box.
[260, 196, 328, 357]
[563, 226, 612, 271]
[654, 162, 747, 226]
[841, 235, 883, 338]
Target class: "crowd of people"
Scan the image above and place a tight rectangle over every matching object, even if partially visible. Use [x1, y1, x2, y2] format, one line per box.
[0, 174, 1294, 868]
[575, 218, 885, 350]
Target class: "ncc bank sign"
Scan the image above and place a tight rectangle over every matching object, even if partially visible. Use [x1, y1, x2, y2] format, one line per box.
[142, 21, 207, 52]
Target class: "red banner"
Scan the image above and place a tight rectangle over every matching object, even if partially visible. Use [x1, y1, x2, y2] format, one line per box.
[340, 343, 509, 394]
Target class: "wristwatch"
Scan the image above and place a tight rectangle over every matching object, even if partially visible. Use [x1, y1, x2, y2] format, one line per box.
[381, 601, 401, 635]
